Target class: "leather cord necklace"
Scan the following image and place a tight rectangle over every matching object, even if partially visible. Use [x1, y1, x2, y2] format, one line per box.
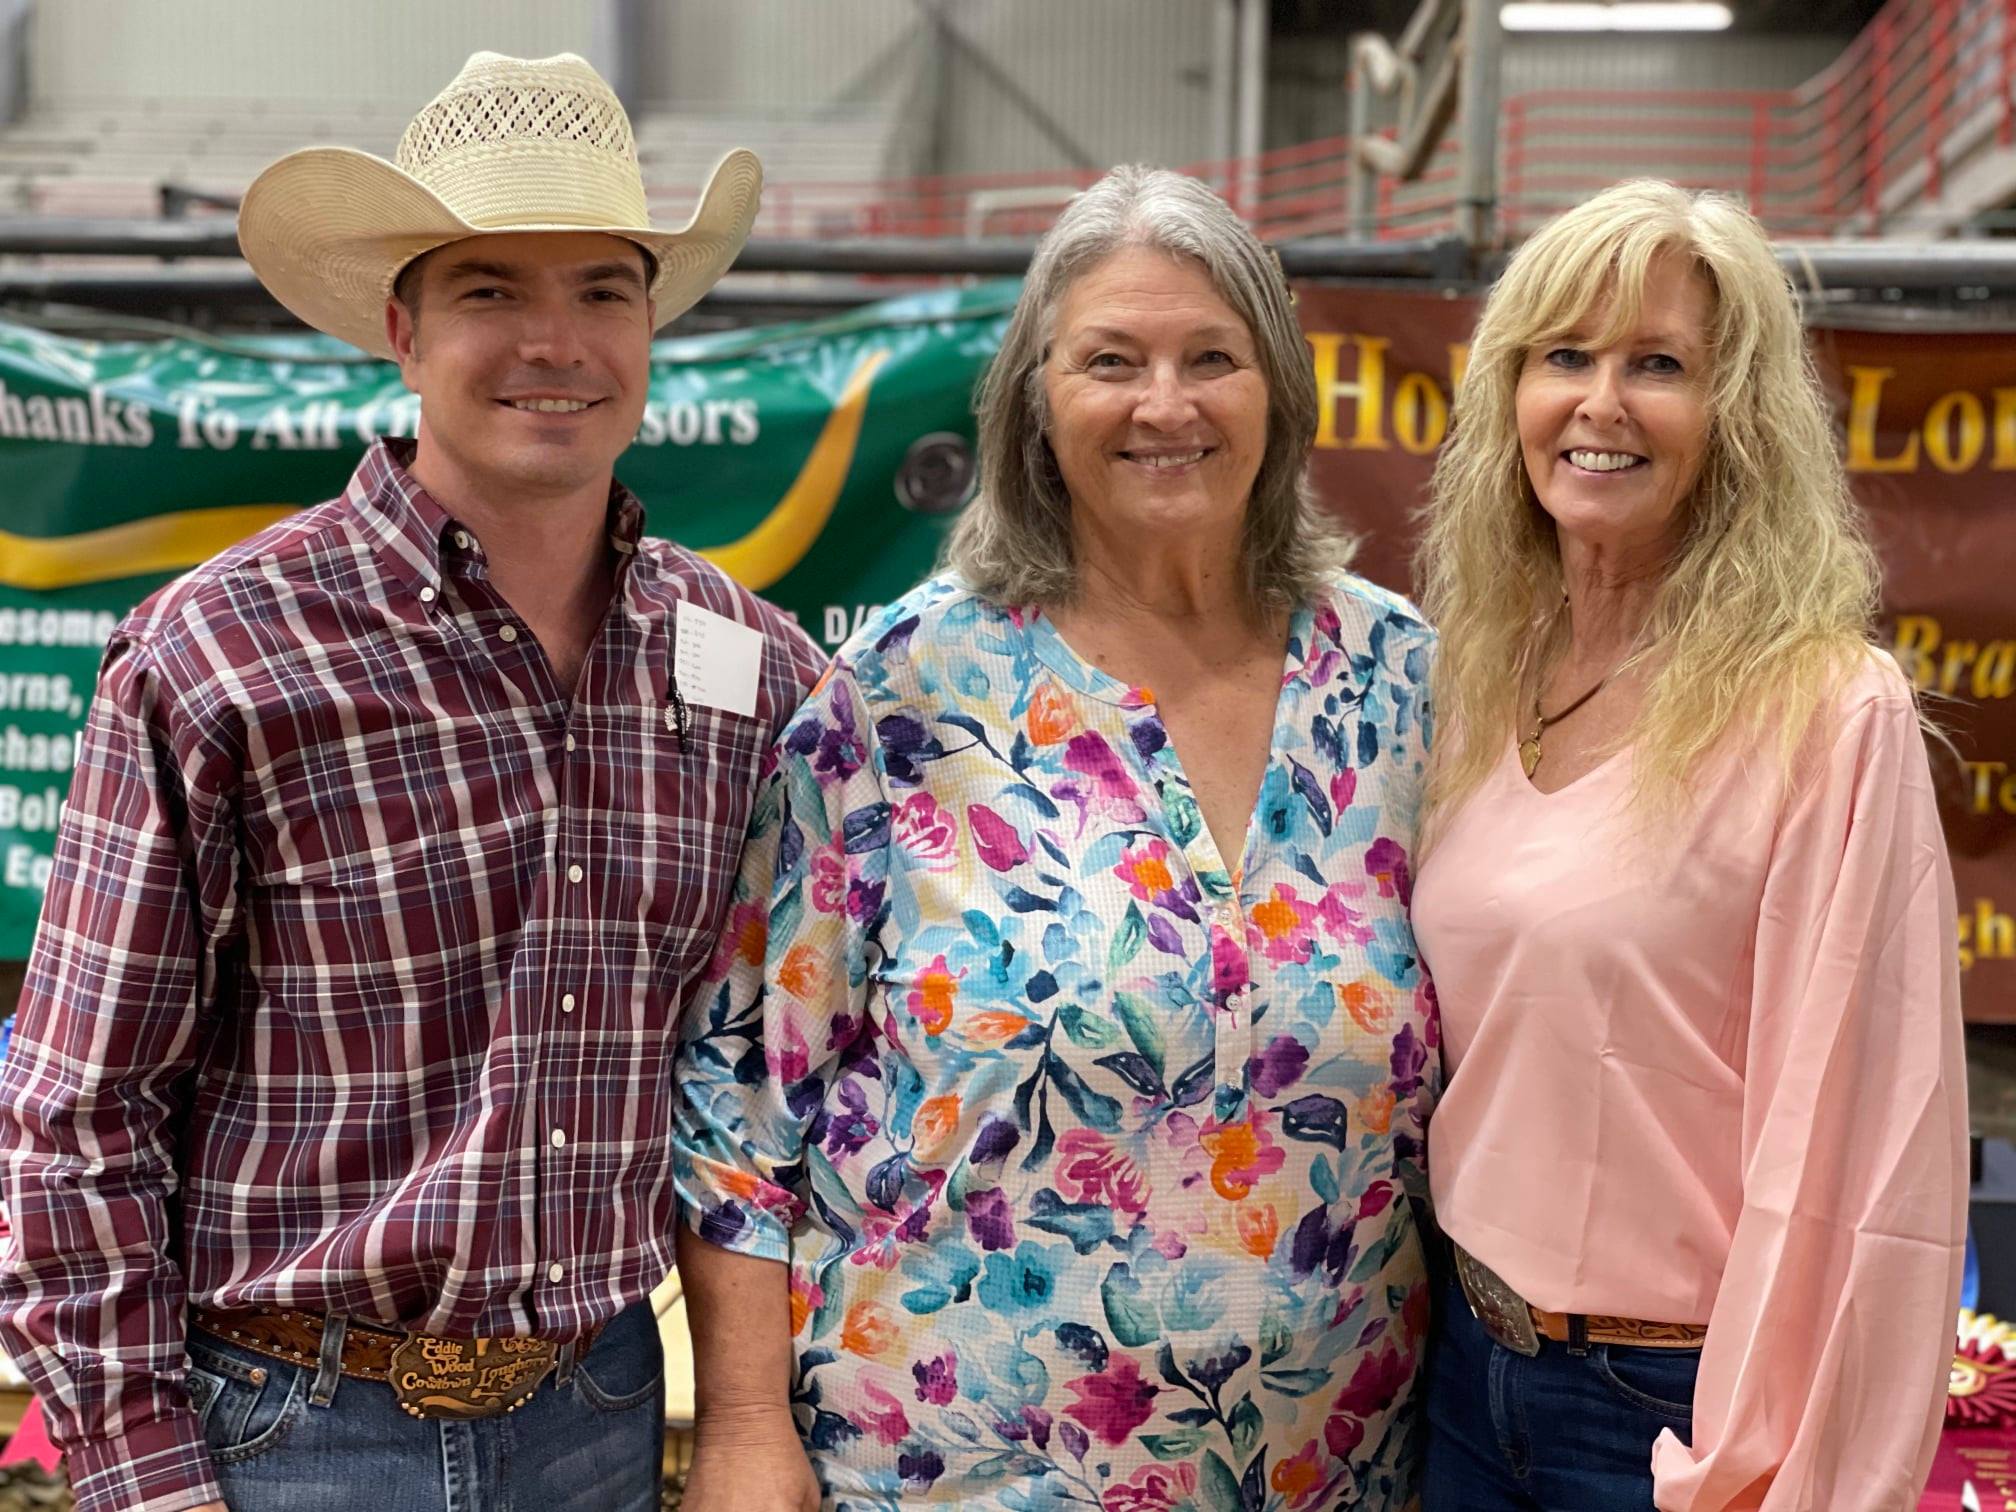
[1520, 672, 1610, 778]
[1520, 587, 1650, 778]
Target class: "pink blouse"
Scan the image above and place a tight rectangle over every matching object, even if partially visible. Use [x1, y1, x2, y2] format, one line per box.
[1415, 654, 1967, 1510]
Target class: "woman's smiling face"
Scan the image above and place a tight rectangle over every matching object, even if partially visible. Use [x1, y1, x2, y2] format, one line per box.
[1515, 253, 1716, 562]
[1041, 245, 1270, 556]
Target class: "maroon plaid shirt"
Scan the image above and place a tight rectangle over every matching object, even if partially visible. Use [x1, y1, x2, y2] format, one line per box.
[0, 439, 826, 1512]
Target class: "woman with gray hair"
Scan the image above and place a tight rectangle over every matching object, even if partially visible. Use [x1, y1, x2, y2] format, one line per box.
[672, 165, 1439, 1508]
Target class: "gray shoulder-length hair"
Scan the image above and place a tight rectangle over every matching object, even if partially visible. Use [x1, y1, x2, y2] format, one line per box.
[944, 164, 1352, 614]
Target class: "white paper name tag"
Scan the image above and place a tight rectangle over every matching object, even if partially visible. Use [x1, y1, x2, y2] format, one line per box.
[674, 599, 764, 718]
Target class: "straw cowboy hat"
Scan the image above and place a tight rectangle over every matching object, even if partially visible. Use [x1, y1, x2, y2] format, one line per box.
[238, 51, 761, 360]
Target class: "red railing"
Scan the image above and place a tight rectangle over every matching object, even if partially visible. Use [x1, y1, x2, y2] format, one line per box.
[644, 136, 1392, 244]
[1501, 0, 2016, 240]
[642, 134, 1465, 246]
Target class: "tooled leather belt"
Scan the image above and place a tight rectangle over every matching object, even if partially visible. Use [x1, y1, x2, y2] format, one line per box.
[1452, 1243, 1708, 1357]
[190, 1303, 604, 1419]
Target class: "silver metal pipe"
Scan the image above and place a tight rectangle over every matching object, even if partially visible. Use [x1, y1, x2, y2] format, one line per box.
[0, 0, 29, 130]
[593, 0, 648, 115]
[16, 221, 2016, 291]
[1455, 0, 1503, 250]
[1210, 0, 1239, 195]
[0, 232, 1474, 286]
[1236, 0, 1268, 218]
[1347, 36, 1379, 240]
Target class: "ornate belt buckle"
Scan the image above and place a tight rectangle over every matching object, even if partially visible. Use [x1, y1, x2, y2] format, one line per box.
[388, 1333, 557, 1419]
[1454, 1246, 1542, 1358]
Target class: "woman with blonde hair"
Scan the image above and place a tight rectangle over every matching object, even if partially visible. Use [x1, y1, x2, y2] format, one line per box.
[1412, 179, 1966, 1508]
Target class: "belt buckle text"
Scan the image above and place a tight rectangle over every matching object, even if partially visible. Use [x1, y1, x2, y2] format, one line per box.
[388, 1333, 556, 1419]
[1454, 1246, 1542, 1358]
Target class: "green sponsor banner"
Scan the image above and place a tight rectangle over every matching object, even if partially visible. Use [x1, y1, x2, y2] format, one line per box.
[0, 283, 1018, 956]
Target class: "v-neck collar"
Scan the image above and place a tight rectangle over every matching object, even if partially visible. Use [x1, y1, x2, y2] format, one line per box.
[1015, 596, 1320, 897]
[1019, 600, 1318, 708]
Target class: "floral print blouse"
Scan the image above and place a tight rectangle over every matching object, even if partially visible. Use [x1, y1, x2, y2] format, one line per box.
[674, 572, 1439, 1511]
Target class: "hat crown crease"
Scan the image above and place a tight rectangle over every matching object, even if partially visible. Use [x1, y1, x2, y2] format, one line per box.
[398, 84, 638, 174]
[394, 78, 647, 230]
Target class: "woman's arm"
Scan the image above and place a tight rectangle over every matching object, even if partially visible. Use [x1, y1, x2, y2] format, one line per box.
[1650, 680, 1967, 1510]
[675, 1231, 818, 1511]
[673, 666, 887, 1510]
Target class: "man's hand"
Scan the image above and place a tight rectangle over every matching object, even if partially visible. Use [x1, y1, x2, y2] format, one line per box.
[188, 1503, 230, 1511]
[681, 1405, 819, 1511]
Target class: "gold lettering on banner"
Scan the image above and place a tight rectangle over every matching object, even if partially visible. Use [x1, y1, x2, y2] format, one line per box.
[1843, 367, 2016, 474]
[1965, 761, 2016, 816]
[1892, 615, 2016, 699]
[1845, 367, 1920, 472]
[1309, 333, 1389, 450]
[1393, 372, 1449, 455]
[1925, 390, 1987, 473]
[1297, 315, 2015, 473]
[1306, 334, 1470, 454]
[1960, 898, 2016, 971]
[1994, 388, 2016, 468]
[1986, 643, 2016, 699]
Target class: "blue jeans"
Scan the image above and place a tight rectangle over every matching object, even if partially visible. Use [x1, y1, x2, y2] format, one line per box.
[1424, 1274, 1699, 1510]
[185, 1300, 664, 1512]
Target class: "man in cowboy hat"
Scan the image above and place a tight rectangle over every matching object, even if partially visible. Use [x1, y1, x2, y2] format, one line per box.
[0, 51, 825, 1512]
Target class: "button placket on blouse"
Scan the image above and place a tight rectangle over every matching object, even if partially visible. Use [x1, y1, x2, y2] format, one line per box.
[1203, 880, 1257, 1118]
[1029, 610, 1273, 1128]
[1123, 635, 1308, 1130]
[1145, 759, 1259, 1122]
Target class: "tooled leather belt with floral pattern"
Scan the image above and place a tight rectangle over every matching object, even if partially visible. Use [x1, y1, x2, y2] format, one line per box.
[190, 1304, 603, 1419]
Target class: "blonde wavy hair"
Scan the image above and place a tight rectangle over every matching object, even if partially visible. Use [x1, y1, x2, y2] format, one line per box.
[1418, 179, 1881, 824]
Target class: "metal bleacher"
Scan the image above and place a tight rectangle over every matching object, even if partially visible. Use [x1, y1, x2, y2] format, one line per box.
[3, 0, 2012, 251]
[0, 99, 407, 217]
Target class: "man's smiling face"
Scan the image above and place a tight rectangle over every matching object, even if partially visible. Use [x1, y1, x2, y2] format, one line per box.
[387, 231, 656, 502]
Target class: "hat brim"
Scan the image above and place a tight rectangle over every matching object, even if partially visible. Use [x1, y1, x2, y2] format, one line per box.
[237, 146, 762, 359]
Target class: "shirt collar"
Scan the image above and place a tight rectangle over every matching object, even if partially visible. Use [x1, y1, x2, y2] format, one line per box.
[346, 437, 651, 600]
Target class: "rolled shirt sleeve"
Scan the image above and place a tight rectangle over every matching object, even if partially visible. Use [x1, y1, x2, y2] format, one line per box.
[673, 666, 886, 1263]
[1650, 686, 1967, 1510]
[0, 637, 241, 1512]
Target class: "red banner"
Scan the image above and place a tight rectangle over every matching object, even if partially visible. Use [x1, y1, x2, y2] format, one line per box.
[1295, 285, 2016, 1022]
